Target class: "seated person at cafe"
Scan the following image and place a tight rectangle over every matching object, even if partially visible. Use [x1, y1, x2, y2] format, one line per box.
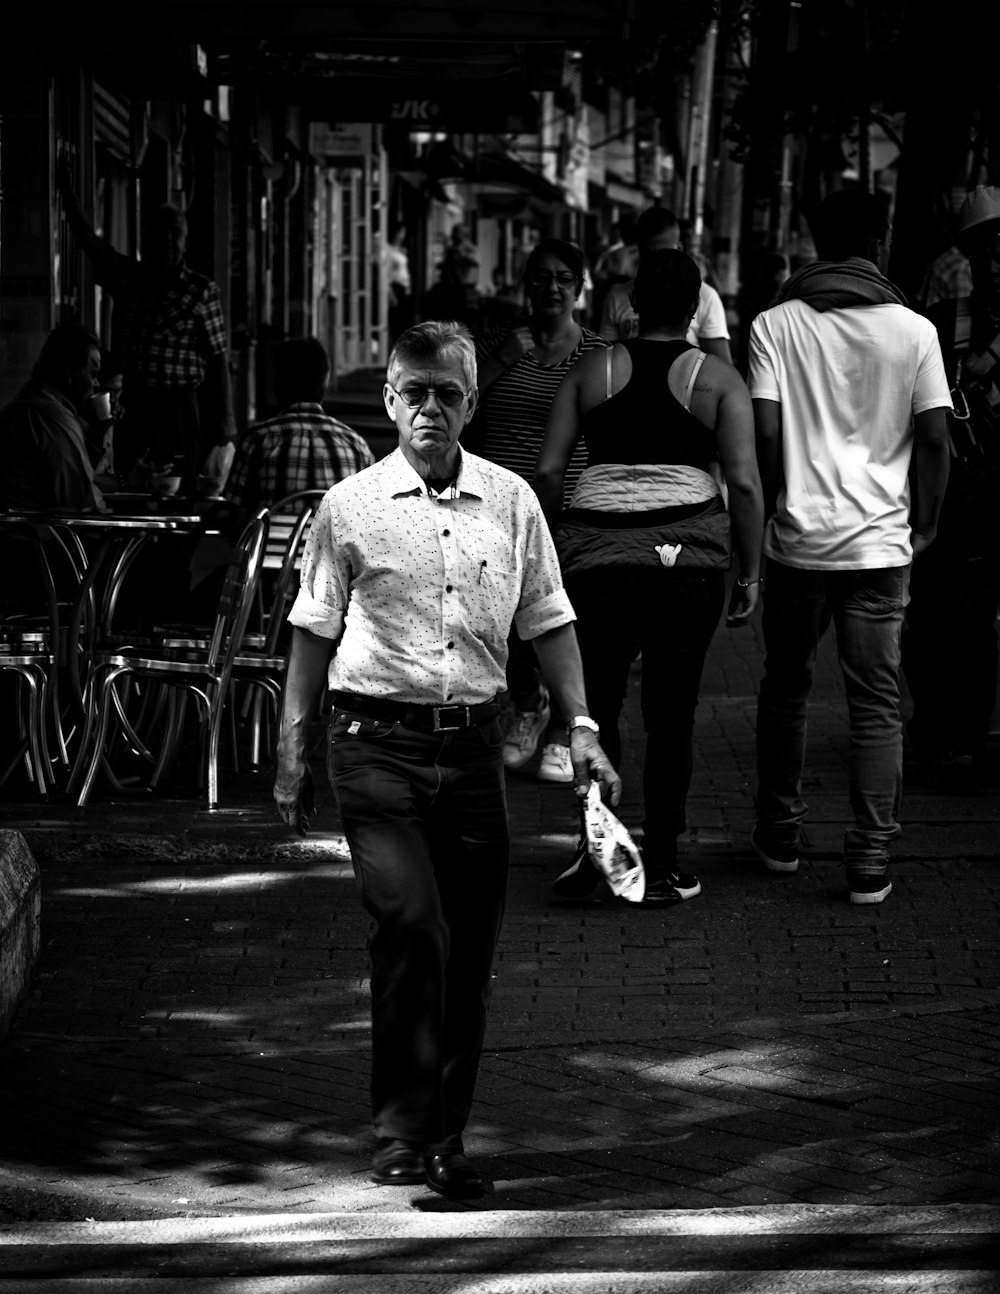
[0, 324, 107, 512]
[81, 350, 126, 495]
[222, 337, 375, 527]
[187, 337, 374, 617]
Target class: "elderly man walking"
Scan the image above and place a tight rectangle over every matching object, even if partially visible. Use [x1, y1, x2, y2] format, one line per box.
[748, 190, 952, 905]
[274, 321, 620, 1196]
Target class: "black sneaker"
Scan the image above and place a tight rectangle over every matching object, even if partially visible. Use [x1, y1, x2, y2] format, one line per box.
[551, 840, 604, 900]
[641, 869, 702, 905]
[750, 825, 799, 873]
[847, 874, 892, 905]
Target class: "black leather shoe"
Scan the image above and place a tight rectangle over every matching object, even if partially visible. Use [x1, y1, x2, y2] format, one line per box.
[371, 1138, 425, 1185]
[424, 1150, 486, 1198]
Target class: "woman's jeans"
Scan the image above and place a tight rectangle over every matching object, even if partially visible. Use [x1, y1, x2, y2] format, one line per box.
[755, 560, 911, 876]
[328, 707, 509, 1145]
[566, 567, 726, 872]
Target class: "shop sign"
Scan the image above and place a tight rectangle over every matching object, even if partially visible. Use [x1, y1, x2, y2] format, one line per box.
[309, 122, 372, 166]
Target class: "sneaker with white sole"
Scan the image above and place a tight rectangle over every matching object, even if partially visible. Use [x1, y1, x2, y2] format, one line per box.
[537, 742, 573, 783]
[502, 691, 550, 770]
[750, 825, 800, 873]
[640, 869, 702, 905]
[848, 874, 892, 905]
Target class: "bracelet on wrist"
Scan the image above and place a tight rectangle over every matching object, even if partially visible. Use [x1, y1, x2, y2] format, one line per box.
[736, 577, 760, 588]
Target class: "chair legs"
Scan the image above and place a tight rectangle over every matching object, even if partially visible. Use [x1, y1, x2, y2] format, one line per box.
[0, 666, 52, 795]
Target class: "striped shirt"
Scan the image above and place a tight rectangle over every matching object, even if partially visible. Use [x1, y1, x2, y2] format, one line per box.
[223, 403, 375, 509]
[475, 323, 608, 505]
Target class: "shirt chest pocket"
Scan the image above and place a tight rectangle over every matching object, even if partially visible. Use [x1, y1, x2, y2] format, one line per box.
[468, 558, 520, 638]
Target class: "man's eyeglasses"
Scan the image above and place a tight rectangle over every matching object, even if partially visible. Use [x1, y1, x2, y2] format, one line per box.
[391, 383, 470, 409]
[526, 271, 579, 289]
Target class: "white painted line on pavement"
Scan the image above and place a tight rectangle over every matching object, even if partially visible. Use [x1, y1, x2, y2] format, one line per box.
[1, 1203, 998, 1245]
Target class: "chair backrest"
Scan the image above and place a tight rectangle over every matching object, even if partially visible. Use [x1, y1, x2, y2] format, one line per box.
[207, 510, 269, 673]
[262, 489, 327, 572]
[260, 492, 325, 654]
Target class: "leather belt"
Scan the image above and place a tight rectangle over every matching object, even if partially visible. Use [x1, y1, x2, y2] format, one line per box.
[332, 691, 503, 733]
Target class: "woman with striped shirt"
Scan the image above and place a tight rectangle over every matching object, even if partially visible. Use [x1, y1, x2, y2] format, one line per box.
[474, 238, 608, 783]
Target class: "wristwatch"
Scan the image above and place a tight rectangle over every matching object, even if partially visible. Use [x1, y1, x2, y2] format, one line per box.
[567, 715, 600, 736]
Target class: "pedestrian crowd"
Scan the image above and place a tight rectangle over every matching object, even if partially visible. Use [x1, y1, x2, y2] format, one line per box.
[4, 177, 1000, 1203]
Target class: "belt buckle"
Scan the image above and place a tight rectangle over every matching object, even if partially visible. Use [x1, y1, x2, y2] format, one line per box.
[433, 704, 470, 732]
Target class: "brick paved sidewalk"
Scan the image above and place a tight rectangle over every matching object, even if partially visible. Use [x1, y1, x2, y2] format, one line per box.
[0, 618, 998, 1221]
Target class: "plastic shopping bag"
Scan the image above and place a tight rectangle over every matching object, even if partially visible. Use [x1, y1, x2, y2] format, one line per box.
[582, 782, 645, 902]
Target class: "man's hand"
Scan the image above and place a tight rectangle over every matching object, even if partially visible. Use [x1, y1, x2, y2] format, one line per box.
[274, 748, 316, 836]
[911, 528, 936, 558]
[725, 578, 760, 627]
[568, 729, 622, 807]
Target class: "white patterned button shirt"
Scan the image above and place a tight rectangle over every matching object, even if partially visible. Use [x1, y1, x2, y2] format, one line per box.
[288, 446, 576, 704]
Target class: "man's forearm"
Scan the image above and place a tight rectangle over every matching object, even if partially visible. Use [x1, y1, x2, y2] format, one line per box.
[530, 623, 590, 723]
[912, 440, 950, 537]
[277, 627, 335, 757]
[752, 399, 783, 520]
[200, 351, 238, 442]
[727, 481, 764, 581]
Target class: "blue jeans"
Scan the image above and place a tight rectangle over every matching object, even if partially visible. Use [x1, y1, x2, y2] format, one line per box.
[566, 567, 726, 872]
[327, 707, 509, 1145]
[755, 560, 911, 876]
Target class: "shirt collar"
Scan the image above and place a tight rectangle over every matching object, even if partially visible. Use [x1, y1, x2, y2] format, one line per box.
[383, 446, 485, 500]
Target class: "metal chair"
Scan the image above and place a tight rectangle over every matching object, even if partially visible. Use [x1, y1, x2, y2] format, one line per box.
[72, 511, 269, 809]
[0, 520, 90, 794]
[233, 490, 326, 768]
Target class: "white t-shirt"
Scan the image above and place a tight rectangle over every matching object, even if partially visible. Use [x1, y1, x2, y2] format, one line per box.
[748, 300, 952, 569]
[598, 280, 730, 345]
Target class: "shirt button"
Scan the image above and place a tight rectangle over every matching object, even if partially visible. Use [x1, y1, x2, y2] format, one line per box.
[447, 692, 454, 700]
[447, 641, 455, 649]
[442, 528, 451, 537]
[446, 585, 453, 593]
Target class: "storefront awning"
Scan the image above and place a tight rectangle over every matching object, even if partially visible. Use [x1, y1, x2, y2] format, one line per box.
[424, 142, 566, 209]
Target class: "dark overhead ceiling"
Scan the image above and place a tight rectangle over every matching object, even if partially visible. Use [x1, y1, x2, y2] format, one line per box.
[16, 1, 713, 65]
[12, 0, 714, 131]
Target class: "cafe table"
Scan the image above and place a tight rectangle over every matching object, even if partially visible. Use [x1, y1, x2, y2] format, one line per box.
[1, 499, 219, 793]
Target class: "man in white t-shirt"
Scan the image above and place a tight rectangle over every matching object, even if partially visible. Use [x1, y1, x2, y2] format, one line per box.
[747, 189, 952, 906]
[598, 207, 732, 362]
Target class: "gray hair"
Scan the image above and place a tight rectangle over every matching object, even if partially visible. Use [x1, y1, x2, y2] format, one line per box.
[387, 320, 477, 392]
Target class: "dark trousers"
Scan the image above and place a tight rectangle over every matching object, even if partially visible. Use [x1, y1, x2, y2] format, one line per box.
[327, 705, 509, 1144]
[566, 567, 726, 870]
[756, 561, 910, 874]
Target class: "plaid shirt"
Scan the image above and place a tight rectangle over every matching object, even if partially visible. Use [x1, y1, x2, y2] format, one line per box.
[920, 246, 973, 312]
[117, 265, 228, 386]
[96, 247, 228, 388]
[223, 402, 376, 509]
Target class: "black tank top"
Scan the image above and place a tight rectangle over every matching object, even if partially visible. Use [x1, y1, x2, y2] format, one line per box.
[580, 339, 715, 472]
